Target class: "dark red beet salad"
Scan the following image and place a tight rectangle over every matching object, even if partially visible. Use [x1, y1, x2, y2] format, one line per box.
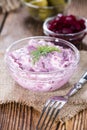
[48, 14, 86, 34]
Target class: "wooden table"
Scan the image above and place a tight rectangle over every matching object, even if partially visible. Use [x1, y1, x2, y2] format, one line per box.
[0, 7, 87, 130]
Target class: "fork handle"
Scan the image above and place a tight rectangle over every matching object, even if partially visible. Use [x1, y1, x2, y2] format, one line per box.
[66, 71, 87, 97]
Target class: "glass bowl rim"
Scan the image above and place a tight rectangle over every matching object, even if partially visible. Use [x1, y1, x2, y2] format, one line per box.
[43, 15, 87, 36]
[23, 1, 65, 9]
[5, 36, 80, 75]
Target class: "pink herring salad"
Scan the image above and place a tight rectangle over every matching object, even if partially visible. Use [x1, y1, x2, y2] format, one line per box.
[8, 39, 75, 72]
[6, 37, 79, 92]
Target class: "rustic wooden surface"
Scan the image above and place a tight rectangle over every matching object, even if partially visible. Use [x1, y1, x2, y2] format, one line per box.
[0, 13, 7, 33]
[0, 103, 87, 130]
[0, 7, 87, 130]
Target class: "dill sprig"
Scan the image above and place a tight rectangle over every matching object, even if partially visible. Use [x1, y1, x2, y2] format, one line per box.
[31, 45, 60, 64]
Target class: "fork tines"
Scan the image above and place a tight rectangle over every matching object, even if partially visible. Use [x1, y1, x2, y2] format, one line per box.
[36, 99, 62, 130]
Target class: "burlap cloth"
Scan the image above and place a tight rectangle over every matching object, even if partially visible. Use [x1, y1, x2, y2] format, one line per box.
[0, 51, 87, 121]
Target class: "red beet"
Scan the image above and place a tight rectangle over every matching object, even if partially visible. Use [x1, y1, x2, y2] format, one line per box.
[48, 14, 86, 34]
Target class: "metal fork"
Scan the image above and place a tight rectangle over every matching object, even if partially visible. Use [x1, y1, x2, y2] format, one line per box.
[36, 71, 87, 130]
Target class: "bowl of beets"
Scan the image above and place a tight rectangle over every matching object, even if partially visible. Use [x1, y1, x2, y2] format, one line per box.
[43, 14, 87, 45]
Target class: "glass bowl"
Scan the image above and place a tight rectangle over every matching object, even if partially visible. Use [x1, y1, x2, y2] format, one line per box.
[5, 36, 80, 92]
[43, 15, 87, 44]
[23, 0, 68, 21]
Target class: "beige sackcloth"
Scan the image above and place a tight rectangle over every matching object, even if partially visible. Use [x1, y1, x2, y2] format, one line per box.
[0, 51, 87, 121]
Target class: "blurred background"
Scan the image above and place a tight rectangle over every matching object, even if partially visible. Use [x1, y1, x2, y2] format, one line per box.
[0, 0, 87, 18]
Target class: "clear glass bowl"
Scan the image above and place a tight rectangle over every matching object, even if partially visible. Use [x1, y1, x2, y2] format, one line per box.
[5, 36, 80, 92]
[23, 0, 67, 21]
[43, 16, 87, 44]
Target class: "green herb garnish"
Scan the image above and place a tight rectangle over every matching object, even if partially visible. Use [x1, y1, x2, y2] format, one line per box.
[31, 45, 60, 64]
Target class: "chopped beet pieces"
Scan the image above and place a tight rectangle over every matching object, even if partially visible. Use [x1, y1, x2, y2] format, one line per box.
[48, 14, 86, 34]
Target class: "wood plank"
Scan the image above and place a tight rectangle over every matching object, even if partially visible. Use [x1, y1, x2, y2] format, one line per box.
[0, 103, 31, 130]
[67, 0, 87, 18]
[84, 109, 87, 129]
[65, 109, 87, 130]
[0, 13, 6, 33]
[0, 13, 4, 27]
[67, 0, 87, 50]
[0, 103, 87, 130]
[30, 107, 61, 130]
[82, 36, 87, 50]
[30, 107, 40, 130]
[0, 7, 43, 53]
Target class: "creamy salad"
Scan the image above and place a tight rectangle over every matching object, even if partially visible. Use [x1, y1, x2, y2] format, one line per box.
[7, 39, 76, 91]
[8, 39, 75, 72]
